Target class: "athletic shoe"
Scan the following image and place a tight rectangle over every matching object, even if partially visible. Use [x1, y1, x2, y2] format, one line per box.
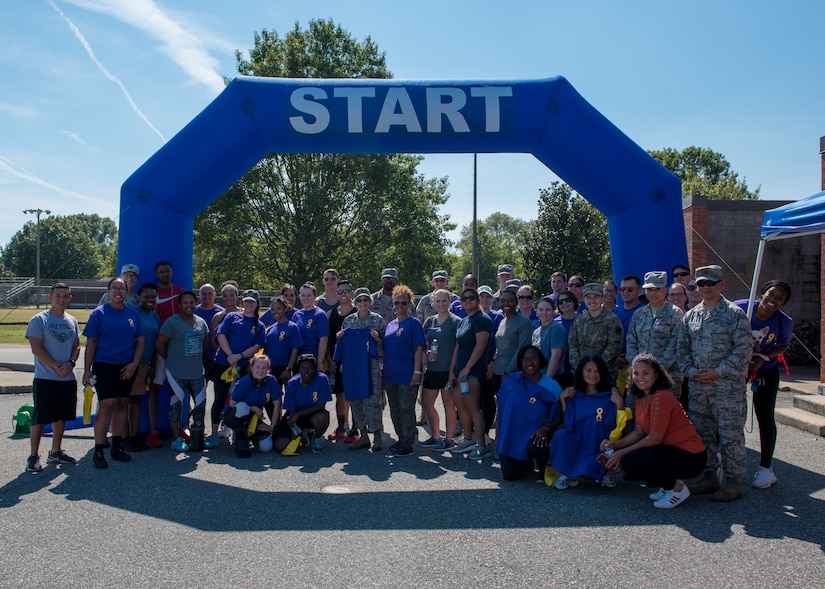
[468, 445, 491, 460]
[328, 429, 346, 441]
[600, 471, 618, 488]
[26, 453, 43, 473]
[649, 487, 666, 501]
[312, 437, 324, 454]
[431, 437, 455, 452]
[93, 450, 108, 469]
[146, 430, 162, 448]
[204, 433, 219, 449]
[343, 431, 360, 444]
[389, 440, 403, 452]
[418, 436, 438, 447]
[120, 438, 141, 453]
[752, 466, 777, 489]
[450, 438, 476, 454]
[653, 485, 691, 509]
[392, 445, 414, 457]
[110, 448, 132, 462]
[554, 475, 579, 490]
[349, 436, 371, 450]
[170, 437, 190, 452]
[712, 478, 744, 502]
[47, 449, 77, 465]
[371, 436, 383, 452]
[218, 425, 233, 438]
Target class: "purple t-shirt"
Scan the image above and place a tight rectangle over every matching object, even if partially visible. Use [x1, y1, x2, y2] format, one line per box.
[293, 307, 330, 357]
[263, 320, 303, 366]
[382, 316, 426, 384]
[214, 312, 266, 367]
[83, 304, 145, 365]
[284, 372, 332, 412]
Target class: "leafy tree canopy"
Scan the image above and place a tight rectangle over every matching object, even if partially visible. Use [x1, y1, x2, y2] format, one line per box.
[522, 182, 611, 295]
[454, 212, 531, 288]
[1, 213, 117, 279]
[649, 146, 759, 200]
[195, 20, 454, 292]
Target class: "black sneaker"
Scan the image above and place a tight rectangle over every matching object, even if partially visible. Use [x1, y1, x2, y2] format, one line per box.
[93, 450, 108, 469]
[110, 447, 132, 462]
[47, 449, 77, 465]
[120, 438, 141, 453]
[26, 453, 43, 473]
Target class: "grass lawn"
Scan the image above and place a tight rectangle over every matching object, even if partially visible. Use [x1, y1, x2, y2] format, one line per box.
[0, 307, 92, 345]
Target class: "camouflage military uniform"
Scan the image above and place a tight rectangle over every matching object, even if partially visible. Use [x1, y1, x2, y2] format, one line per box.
[370, 291, 395, 325]
[626, 302, 685, 397]
[567, 310, 624, 381]
[678, 295, 751, 482]
[416, 291, 459, 324]
[341, 311, 386, 435]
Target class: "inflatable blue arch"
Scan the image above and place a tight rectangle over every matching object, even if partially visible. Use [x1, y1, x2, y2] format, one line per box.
[118, 76, 686, 286]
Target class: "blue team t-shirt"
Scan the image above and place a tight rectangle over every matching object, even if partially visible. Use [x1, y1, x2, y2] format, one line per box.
[194, 304, 224, 359]
[734, 299, 793, 372]
[137, 308, 161, 363]
[214, 312, 266, 367]
[496, 372, 561, 461]
[263, 320, 303, 366]
[83, 304, 145, 365]
[283, 372, 332, 413]
[333, 328, 379, 400]
[383, 316, 426, 384]
[231, 373, 282, 408]
[293, 307, 330, 357]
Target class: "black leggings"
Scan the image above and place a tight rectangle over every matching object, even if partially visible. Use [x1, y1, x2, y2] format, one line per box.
[500, 440, 551, 481]
[210, 363, 249, 426]
[621, 445, 706, 490]
[753, 364, 780, 468]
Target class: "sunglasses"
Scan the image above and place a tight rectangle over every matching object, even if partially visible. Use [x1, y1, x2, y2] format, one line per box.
[518, 295, 533, 300]
[669, 292, 686, 297]
[603, 288, 616, 294]
[461, 295, 478, 302]
[686, 285, 697, 291]
[673, 271, 690, 278]
[337, 288, 352, 294]
[619, 286, 636, 293]
[557, 298, 573, 304]
[355, 297, 371, 303]
[695, 280, 720, 287]
[323, 276, 338, 281]
[393, 300, 409, 306]
[568, 282, 584, 288]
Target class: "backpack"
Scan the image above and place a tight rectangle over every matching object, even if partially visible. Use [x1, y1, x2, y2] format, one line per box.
[13, 404, 34, 436]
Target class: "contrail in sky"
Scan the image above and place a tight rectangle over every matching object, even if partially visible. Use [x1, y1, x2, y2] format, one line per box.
[0, 155, 108, 205]
[46, 0, 166, 143]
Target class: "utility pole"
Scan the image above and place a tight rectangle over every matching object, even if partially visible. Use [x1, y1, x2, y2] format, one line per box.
[23, 208, 51, 308]
[472, 154, 479, 279]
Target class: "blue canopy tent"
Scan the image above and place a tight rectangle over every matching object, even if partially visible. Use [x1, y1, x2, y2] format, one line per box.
[747, 190, 825, 319]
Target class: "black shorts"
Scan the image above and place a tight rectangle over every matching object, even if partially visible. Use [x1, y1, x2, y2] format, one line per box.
[332, 370, 344, 395]
[32, 379, 77, 425]
[422, 370, 449, 390]
[93, 362, 137, 401]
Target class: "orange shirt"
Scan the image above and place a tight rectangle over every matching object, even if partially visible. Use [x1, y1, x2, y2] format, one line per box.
[636, 390, 705, 454]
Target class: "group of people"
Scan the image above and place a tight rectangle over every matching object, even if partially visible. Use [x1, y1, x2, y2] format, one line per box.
[24, 260, 793, 510]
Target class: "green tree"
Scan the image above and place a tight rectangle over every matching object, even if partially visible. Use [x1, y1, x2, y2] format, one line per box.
[522, 182, 611, 295]
[194, 20, 454, 292]
[454, 212, 531, 287]
[649, 146, 760, 200]
[1, 213, 117, 279]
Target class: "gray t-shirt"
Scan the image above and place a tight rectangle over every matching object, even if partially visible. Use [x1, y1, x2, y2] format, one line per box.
[422, 313, 461, 372]
[492, 314, 533, 375]
[159, 314, 208, 380]
[25, 310, 79, 381]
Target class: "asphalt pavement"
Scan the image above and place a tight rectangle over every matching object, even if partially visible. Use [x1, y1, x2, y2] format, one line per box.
[0, 343, 823, 588]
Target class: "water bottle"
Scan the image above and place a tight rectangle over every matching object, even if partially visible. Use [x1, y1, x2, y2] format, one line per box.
[460, 379, 470, 394]
[429, 339, 438, 362]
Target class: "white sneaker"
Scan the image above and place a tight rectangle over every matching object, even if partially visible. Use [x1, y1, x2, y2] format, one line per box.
[752, 466, 777, 489]
[653, 485, 690, 509]
[554, 475, 579, 490]
[600, 470, 618, 488]
[649, 487, 666, 501]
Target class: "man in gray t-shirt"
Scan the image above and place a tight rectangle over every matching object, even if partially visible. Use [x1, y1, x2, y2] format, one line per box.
[24, 282, 81, 472]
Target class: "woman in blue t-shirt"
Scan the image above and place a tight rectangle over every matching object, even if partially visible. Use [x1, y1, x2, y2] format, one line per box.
[292, 283, 329, 370]
[734, 280, 793, 490]
[382, 284, 426, 458]
[263, 296, 302, 386]
[225, 355, 281, 457]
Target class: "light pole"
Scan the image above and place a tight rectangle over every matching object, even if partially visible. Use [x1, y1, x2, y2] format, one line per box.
[23, 208, 51, 308]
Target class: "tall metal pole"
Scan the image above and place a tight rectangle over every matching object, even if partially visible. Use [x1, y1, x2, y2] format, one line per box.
[472, 154, 479, 279]
[23, 208, 50, 308]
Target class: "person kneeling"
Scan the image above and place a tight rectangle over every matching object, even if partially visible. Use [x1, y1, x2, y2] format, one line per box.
[601, 353, 706, 509]
[223, 355, 280, 458]
[272, 354, 332, 455]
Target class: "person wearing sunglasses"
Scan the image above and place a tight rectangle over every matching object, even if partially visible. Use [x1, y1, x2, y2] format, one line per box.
[671, 264, 692, 287]
[685, 278, 702, 309]
[371, 268, 399, 325]
[677, 265, 752, 502]
[553, 289, 579, 388]
[567, 275, 587, 314]
[382, 285, 426, 457]
[316, 268, 341, 313]
[612, 275, 645, 393]
[602, 280, 618, 310]
[326, 281, 357, 440]
[516, 285, 539, 328]
[626, 271, 685, 414]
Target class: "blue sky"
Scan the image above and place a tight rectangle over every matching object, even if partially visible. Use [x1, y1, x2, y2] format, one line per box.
[2, 0, 824, 253]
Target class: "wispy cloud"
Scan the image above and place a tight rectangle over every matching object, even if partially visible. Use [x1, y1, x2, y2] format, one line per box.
[0, 154, 107, 205]
[64, 0, 227, 94]
[62, 130, 97, 150]
[47, 0, 166, 143]
[0, 102, 41, 119]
